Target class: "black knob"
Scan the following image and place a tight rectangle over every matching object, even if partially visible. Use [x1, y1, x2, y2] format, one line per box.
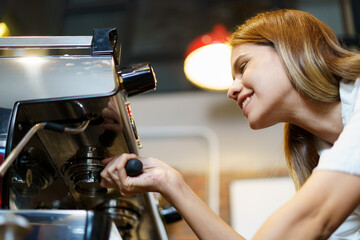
[160, 206, 182, 224]
[118, 63, 157, 97]
[125, 158, 143, 177]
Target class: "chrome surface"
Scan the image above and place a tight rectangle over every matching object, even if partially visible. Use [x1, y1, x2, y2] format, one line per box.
[0, 122, 46, 177]
[63, 118, 90, 134]
[0, 56, 118, 109]
[0, 210, 122, 240]
[0, 36, 93, 49]
[0, 120, 90, 177]
[0, 212, 32, 240]
[97, 198, 141, 240]
[63, 146, 107, 196]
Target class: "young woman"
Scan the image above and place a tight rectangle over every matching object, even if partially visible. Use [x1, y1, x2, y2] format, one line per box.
[100, 9, 360, 239]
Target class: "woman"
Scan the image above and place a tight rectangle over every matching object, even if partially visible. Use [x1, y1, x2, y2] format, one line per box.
[100, 9, 360, 239]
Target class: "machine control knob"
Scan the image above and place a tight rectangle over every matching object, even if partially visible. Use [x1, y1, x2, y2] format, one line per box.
[118, 63, 157, 97]
[125, 158, 143, 177]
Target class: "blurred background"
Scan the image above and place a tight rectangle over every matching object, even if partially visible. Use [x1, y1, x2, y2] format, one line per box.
[1, 0, 359, 239]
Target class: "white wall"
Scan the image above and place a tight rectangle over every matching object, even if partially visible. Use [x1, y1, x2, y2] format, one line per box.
[230, 177, 295, 239]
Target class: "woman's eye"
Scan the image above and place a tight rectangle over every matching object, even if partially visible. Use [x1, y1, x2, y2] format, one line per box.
[239, 61, 248, 74]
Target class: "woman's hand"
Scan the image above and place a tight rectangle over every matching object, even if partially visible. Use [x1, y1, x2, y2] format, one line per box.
[100, 154, 245, 240]
[100, 153, 183, 197]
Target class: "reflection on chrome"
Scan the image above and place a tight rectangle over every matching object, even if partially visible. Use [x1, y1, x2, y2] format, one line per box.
[17, 56, 45, 66]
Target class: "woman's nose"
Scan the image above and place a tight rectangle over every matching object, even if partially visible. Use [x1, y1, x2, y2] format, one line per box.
[227, 79, 243, 100]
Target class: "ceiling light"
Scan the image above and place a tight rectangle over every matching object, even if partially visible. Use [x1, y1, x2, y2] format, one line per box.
[184, 24, 232, 91]
[0, 22, 10, 37]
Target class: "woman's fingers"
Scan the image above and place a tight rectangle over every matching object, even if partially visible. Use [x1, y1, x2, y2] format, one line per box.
[100, 153, 138, 189]
[100, 153, 180, 197]
[101, 156, 115, 165]
[100, 176, 116, 188]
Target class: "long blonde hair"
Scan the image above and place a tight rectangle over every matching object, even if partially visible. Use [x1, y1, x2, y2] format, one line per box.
[229, 9, 360, 189]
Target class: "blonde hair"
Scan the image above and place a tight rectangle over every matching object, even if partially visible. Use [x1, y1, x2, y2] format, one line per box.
[229, 9, 360, 189]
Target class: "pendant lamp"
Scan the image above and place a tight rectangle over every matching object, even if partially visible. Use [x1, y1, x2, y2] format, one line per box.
[184, 24, 232, 91]
[0, 23, 10, 37]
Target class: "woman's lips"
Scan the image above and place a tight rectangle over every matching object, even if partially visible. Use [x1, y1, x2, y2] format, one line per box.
[238, 93, 253, 111]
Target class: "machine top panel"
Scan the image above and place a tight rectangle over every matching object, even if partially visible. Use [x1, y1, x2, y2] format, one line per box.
[0, 55, 118, 109]
[0, 36, 93, 49]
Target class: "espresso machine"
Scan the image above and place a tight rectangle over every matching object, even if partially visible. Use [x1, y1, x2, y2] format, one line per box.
[0, 28, 179, 240]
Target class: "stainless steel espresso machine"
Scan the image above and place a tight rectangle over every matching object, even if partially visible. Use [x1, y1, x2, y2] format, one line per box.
[0, 28, 178, 240]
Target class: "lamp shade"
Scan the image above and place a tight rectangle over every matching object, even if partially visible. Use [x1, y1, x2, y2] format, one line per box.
[184, 24, 232, 91]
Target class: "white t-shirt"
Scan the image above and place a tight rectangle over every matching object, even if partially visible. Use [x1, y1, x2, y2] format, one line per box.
[315, 77, 360, 239]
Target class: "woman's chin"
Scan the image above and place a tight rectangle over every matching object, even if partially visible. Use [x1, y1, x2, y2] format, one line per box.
[247, 116, 268, 130]
[248, 120, 260, 130]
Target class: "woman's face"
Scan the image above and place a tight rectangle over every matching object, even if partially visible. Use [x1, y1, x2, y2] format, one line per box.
[227, 43, 299, 129]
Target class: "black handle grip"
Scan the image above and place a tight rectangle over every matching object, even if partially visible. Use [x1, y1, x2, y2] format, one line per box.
[160, 206, 182, 224]
[125, 158, 143, 177]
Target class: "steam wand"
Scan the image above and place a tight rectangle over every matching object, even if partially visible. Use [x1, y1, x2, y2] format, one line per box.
[0, 120, 90, 177]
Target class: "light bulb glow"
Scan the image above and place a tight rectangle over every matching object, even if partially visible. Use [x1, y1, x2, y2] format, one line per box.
[0, 22, 10, 37]
[17, 57, 46, 84]
[184, 43, 232, 91]
[17, 56, 45, 66]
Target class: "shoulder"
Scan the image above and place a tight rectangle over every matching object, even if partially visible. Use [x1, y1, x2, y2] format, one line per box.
[340, 77, 360, 125]
[315, 78, 360, 175]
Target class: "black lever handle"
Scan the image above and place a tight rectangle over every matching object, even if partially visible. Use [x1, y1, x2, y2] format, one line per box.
[125, 158, 143, 177]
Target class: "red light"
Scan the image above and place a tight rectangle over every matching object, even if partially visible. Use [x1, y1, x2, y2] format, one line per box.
[185, 24, 230, 57]
[184, 24, 233, 91]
